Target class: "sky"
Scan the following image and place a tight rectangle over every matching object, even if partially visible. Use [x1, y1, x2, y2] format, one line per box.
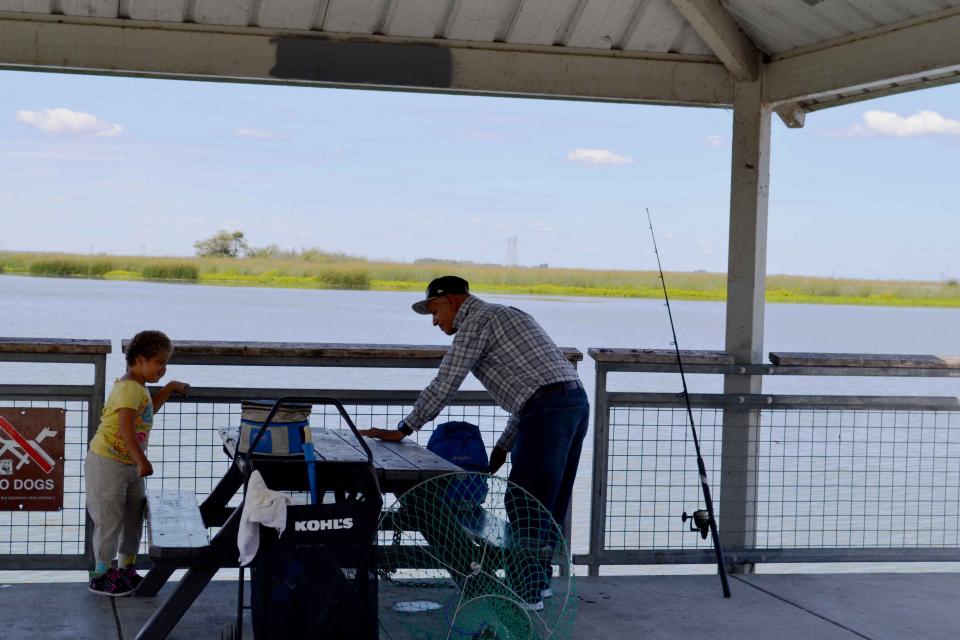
[1, 69, 958, 281]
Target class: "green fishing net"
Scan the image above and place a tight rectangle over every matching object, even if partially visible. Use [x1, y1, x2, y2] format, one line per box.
[377, 472, 576, 640]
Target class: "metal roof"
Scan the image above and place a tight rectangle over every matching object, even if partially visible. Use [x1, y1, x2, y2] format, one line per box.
[0, 0, 959, 116]
[1, 0, 955, 56]
[726, 0, 959, 54]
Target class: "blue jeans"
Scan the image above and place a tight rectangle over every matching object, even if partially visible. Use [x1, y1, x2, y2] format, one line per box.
[506, 383, 589, 601]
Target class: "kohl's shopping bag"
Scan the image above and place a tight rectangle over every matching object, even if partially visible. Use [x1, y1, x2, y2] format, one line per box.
[238, 400, 313, 456]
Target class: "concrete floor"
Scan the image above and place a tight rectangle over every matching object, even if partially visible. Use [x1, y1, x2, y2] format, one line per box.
[1, 572, 956, 639]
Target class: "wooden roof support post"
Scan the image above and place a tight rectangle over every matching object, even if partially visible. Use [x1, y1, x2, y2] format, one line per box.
[720, 76, 770, 572]
[670, 0, 762, 82]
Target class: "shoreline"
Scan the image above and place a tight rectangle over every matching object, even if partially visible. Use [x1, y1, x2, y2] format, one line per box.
[2, 270, 958, 308]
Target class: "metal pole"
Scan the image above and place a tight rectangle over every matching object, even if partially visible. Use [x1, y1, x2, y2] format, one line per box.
[84, 352, 108, 569]
[587, 366, 610, 577]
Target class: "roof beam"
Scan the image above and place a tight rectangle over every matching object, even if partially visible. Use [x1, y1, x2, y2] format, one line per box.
[669, 0, 761, 81]
[0, 12, 733, 107]
[765, 8, 960, 107]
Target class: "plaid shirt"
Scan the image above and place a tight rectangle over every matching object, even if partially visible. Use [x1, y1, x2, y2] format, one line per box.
[402, 296, 580, 450]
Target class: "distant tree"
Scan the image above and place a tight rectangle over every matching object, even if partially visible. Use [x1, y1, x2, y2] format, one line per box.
[194, 230, 249, 258]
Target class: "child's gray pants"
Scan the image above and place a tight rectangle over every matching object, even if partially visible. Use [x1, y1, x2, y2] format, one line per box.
[84, 451, 145, 564]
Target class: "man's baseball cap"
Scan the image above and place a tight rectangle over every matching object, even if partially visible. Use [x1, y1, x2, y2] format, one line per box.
[412, 276, 470, 314]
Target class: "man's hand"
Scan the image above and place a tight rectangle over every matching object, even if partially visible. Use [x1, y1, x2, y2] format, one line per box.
[359, 428, 406, 442]
[489, 445, 508, 473]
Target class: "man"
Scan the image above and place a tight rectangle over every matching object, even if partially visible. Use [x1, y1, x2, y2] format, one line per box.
[360, 275, 589, 606]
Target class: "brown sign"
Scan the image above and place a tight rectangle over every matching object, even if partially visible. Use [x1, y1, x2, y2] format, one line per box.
[0, 408, 65, 511]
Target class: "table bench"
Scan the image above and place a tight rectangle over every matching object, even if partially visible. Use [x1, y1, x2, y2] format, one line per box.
[137, 490, 219, 599]
[135, 490, 241, 640]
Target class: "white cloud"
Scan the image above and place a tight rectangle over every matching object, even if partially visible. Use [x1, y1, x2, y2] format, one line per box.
[532, 219, 557, 233]
[16, 108, 123, 137]
[235, 128, 278, 139]
[833, 110, 960, 138]
[566, 147, 635, 165]
[705, 134, 727, 147]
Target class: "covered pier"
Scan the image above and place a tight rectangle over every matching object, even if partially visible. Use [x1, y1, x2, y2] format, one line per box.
[2, 1, 960, 637]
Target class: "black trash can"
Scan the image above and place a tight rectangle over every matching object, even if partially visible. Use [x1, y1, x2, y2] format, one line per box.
[241, 397, 383, 640]
[250, 483, 381, 639]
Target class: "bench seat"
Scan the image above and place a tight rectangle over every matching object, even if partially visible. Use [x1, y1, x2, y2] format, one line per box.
[145, 489, 216, 566]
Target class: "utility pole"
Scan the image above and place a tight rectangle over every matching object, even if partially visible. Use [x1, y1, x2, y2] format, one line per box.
[506, 236, 518, 266]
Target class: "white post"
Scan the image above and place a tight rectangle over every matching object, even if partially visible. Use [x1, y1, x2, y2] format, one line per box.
[721, 76, 770, 572]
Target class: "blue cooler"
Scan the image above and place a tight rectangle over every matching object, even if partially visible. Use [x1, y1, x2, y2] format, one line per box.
[238, 399, 313, 456]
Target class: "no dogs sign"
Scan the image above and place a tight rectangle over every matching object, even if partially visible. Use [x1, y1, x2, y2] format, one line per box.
[0, 408, 65, 511]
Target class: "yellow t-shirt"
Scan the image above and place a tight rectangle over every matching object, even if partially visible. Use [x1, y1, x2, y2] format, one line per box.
[89, 379, 154, 465]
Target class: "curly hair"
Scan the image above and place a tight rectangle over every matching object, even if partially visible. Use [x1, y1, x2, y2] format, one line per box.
[125, 330, 173, 367]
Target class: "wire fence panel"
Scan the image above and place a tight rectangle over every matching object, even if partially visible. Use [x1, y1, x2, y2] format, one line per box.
[598, 399, 960, 560]
[144, 394, 514, 549]
[0, 391, 514, 569]
[756, 408, 960, 549]
[605, 406, 723, 551]
[5, 343, 958, 573]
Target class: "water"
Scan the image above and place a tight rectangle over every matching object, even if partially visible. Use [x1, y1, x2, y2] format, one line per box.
[1, 275, 956, 395]
[1, 275, 958, 579]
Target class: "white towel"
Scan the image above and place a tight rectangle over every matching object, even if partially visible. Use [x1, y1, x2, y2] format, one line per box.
[237, 470, 293, 566]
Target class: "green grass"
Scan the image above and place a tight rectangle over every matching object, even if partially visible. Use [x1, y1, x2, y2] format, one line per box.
[141, 263, 200, 281]
[29, 258, 91, 277]
[1, 250, 958, 307]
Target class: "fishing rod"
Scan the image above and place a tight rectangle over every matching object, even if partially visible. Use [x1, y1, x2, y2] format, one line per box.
[646, 208, 731, 598]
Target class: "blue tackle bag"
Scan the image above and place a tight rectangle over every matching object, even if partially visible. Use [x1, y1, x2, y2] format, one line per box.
[426, 421, 489, 509]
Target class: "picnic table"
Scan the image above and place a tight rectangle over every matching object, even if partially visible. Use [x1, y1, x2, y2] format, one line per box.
[134, 426, 460, 640]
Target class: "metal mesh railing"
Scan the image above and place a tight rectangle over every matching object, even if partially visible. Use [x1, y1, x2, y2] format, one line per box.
[148, 394, 512, 490]
[605, 406, 722, 551]
[599, 398, 960, 561]
[0, 387, 515, 568]
[756, 407, 960, 549]
[144, 392, 514, 545]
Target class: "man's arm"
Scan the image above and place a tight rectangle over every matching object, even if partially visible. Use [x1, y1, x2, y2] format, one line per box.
[364, 325, 489, 441]
[489, 414, 518, 473]
[405, 328, 489, 429]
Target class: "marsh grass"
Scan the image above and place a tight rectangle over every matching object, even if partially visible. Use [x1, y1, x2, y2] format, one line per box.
[2, 251, 958, 307]
[29, 258, 89, 277]
[315, 269, 371, 289]
[88, 259, 118, 277]
[141, 262, 200, 281]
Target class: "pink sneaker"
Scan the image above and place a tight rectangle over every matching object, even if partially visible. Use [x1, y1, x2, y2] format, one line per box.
[88, 568, 133, 597]
[121, 565, 143, 591]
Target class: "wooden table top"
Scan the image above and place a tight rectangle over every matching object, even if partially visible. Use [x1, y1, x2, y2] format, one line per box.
[220, 426, 460, 485]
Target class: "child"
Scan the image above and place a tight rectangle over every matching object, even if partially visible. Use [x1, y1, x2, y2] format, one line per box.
[84, 330, 189, 596]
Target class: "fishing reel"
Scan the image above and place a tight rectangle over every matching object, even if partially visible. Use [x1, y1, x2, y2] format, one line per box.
[681, 509, 711, 540]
